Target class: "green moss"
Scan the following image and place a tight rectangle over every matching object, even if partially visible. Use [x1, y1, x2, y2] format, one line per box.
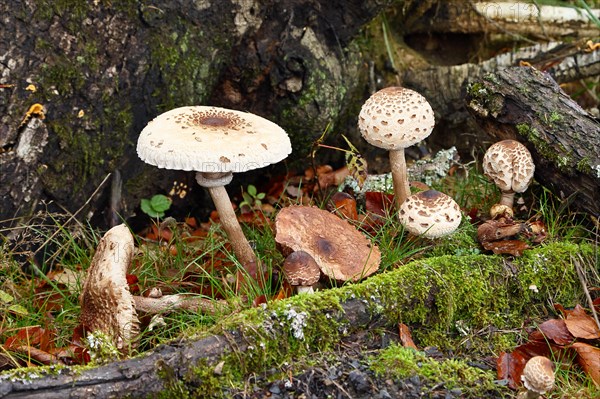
[516, 123, 574, 172]
[370, 345, 504, 397]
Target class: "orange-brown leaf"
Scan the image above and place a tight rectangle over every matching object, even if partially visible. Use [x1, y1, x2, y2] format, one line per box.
[329, 192, 358, 221]
[497, 350, 528, 389]
[562, 305, 600, 340]
[398, 323, 418, 350]
[571, 342, 600, 387]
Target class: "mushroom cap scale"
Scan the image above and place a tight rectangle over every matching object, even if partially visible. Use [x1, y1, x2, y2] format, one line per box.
[137, 106, 291, 173]
[275, 205, 380, 282]
[79, 224, 139, 353]
[482, 140, 535, 193]
[398, 190, 462, 238]
[358, 87, 435, 151]
[521, 356, 555, 394]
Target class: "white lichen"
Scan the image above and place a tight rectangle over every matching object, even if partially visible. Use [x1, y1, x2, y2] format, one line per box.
[283, 307, 308, 340]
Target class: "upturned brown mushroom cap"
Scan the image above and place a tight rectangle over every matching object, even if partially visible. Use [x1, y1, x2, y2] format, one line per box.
[483, 140, 535, 194]
[283, 251, 321, 286]
[358, 86, 435, 151]
[521, 356, 555, 395]
[275, 206, 380, 282]
[79, 224, 139, 353]
[398, 190, 462, 238]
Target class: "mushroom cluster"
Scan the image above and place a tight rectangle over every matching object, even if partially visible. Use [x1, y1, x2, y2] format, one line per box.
[137, 106, 291, 268]
[275, 205, 380, 285]
[358, 87, 462, 239]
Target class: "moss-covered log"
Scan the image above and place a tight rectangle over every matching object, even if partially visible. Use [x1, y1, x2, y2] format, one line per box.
[0, 0, 392, 226]
[465, 66, 600, 216]
[0, 241, 592, 398]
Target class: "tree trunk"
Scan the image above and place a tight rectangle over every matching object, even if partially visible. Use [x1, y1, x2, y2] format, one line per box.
[464, 66, 600, 216]
[0, 0, 392, 227]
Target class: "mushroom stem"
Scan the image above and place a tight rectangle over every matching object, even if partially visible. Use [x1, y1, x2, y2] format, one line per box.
[133, 295, 226, 315]
[389, 149, 411, 208]
[296, 286, 315, 295]
[207, 184, 257, 267]
[499, 191, 516, 208]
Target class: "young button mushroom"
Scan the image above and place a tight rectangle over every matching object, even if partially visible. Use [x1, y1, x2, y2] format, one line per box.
[137, 106, 291, 268]
[80, 224, 139, 354]
[482, 140, 535, 214]
[282, 250, 321, 294]
[398, 190, 462, 238]
[275, 205, 380, 283]
[519, 356, 555, 399]
[358, 87, 435, 208]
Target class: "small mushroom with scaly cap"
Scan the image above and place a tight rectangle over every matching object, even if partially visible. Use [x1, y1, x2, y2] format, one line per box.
[358, 87, 435, 208]
[482, 140, 535, 215]
[519, 356, 555, 399]
[282, 251, 321, 294]
[137, 106, 291, 268]
[398, 190, 462, 238]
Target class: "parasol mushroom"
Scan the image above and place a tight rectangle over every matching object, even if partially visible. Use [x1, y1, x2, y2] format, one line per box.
[519, 356, 555, 399]
[137, 106, 291, 268]
[80, 224, 225, 354]
[358, 87, 435, 208]
[398, 190, 462, 239]
[282, 250, 321, 294]
[80, 224, 139, 354]
[482, 140, 535, 213]
[275, 205, 380, 282]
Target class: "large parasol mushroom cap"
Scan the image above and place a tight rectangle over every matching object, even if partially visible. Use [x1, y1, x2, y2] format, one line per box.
[79, 224, 139, 353]
[275, 205, 380, 282]
[136, 106, 291, 173]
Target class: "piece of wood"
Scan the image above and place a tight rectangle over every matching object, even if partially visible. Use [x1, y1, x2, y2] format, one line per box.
[465, 66, 600, 216]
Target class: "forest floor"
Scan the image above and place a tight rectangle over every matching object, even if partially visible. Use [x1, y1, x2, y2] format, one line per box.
[230, 325, 505, 399]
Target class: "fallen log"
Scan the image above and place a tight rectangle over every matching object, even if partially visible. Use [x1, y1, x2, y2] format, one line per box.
[465, 66, 600, 217]
[0, 241, 592, 398]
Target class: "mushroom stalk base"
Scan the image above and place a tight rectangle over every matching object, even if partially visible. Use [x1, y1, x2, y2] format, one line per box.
[389, 149, 411, 209]
[207, 184, 257, 267]
[499, 191, 516, 208]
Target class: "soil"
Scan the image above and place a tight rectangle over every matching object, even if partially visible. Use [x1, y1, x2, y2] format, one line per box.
[227, 327, 506, 399]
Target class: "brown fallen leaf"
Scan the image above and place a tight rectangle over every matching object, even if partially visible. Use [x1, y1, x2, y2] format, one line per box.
[481, 239, 530, 256]
[398, 323, 418, 350]
[328, 192, 358, 221]
[571, 342, 600, 387]
[558, 304, 600, 340]
[365, 191, 395, 216]
[530, 319, 575, 346]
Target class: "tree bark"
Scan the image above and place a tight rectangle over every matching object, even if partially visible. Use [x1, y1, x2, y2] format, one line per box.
[0, 0, 392, 227]
[464, 66, 600, 216]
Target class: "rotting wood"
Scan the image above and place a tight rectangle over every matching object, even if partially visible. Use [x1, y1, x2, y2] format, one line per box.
[465, 66, 600, 216]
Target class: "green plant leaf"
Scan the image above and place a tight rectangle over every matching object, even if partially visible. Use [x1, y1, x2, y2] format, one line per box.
[247, 185, 257, 197]
[256, 192, 266, 200]
[8, 304, 28, 316]
[0, 289, 14, 304]
[141, 198, 165, 218]
[150, 194, 172, 213]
